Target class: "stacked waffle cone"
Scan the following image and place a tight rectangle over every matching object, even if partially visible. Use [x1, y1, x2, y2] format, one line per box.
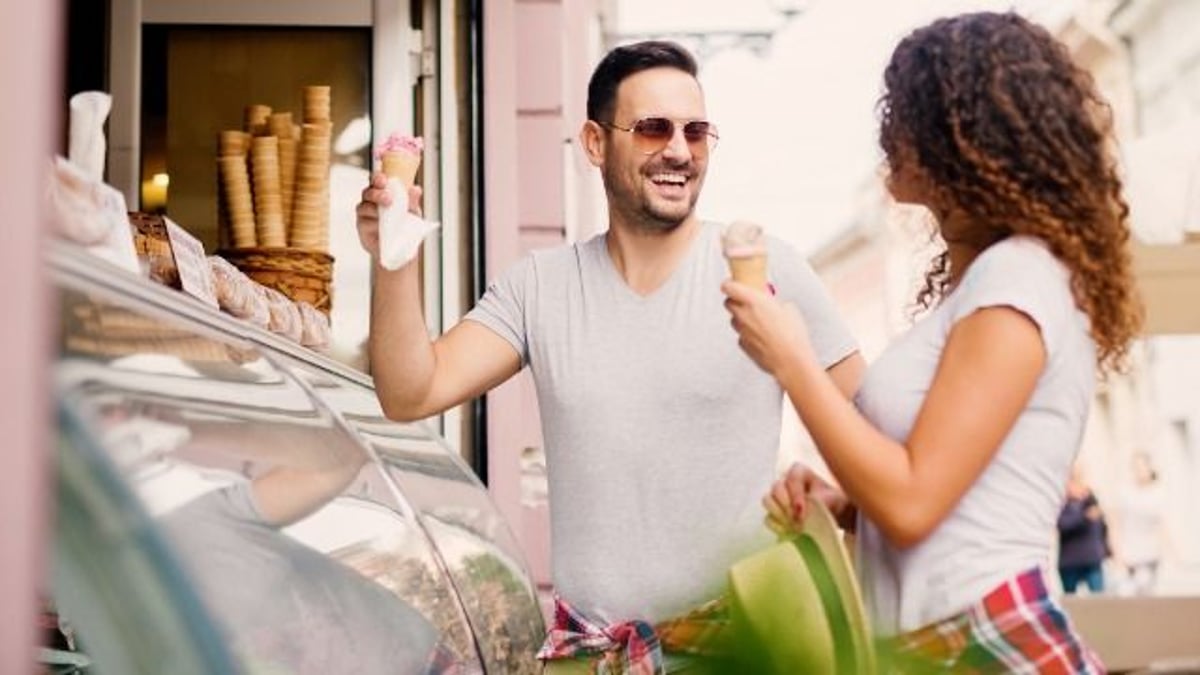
[269, 112, 296, 232]
[291, 84, 332, 251]
[215, 85, 333, 253]
[250, 136, 286, 247]
[218, 134, 256, 248]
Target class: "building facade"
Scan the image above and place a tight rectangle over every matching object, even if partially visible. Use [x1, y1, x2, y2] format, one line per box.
[1106, 0, 1200, 584]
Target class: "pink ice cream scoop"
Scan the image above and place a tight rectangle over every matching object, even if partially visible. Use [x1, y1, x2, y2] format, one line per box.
[375, 133, 424, 187]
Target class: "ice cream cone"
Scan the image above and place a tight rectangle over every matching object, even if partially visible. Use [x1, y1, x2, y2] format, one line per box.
[381, 149, 421, 188]
[722, 221, 770, 290]
[376, 132, 424, 189]
[728, 254, 768, 289]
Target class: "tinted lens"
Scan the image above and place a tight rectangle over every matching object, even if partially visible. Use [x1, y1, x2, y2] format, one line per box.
[632, 117, 674, 140]
[682, 121, 713, 143]
[625, 117, 716, 155]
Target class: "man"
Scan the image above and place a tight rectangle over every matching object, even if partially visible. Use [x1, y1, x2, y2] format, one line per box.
[356, 40, 863, 672]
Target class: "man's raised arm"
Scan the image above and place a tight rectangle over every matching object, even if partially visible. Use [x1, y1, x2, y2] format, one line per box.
[357, 174, 521, 422]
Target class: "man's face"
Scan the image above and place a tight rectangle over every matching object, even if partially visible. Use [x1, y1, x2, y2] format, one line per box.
[599, 68, 711, 232]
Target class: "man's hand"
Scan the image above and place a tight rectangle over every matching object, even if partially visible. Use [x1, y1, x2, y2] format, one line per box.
[355, 172, 423, 260]
[763, 462, 855, 536]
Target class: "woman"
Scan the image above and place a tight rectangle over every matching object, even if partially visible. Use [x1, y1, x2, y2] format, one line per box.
[723, 12, 1140, 672]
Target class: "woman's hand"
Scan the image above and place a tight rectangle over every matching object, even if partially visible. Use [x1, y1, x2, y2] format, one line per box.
[721, 280, 818, 379]
[763, 462, 856, 536]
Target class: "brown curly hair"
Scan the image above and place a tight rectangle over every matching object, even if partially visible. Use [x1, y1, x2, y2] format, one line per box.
[879, 12, 1142, 372]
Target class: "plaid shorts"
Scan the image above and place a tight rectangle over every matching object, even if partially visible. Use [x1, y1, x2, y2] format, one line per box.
[537, 594, 730, 675]
[888, 567, 1105, 674]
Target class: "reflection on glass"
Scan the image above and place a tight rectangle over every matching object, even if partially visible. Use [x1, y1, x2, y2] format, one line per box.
[50, 403, 243, 675]
[160, 478, 449, 674]
[54, 286, 483, 673]
[305, 372, 545, 674]
[419, 515, 546, 675]
[378, 447, 544, 675]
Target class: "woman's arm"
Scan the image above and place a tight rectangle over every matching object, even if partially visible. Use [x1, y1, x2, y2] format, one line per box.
[725, 281, 1046, 549]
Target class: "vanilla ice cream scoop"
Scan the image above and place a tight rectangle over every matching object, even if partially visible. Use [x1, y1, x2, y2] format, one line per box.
[722, 221, 769, 289]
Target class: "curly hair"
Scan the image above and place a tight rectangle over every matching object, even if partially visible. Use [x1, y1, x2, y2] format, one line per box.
[878, 12, 1142, 372]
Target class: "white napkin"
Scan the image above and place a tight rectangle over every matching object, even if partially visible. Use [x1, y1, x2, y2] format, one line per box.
[378, 177, 440, 270]
[47, 156, 141, 274]
[68, 91, 112, 181]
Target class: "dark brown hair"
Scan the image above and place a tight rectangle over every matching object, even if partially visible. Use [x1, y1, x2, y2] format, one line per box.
[879, 12, 1141, 372]
[586, 40, 698, 124]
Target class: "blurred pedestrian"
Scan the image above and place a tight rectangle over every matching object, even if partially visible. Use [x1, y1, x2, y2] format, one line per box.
[726, 11, 1140, 673]
[1115, 451, 1171, 595]
[1057, 464, 1109, 594]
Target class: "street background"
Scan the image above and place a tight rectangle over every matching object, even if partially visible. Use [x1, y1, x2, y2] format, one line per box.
[609, 0, 1200, 598]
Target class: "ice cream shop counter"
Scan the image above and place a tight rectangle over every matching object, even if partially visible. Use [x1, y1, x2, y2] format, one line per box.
[43, 242, 546, 674]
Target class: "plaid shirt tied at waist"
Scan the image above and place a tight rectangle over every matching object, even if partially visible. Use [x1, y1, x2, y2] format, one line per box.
[536, 594, 730, 675]
[888, 567, 1105, 674]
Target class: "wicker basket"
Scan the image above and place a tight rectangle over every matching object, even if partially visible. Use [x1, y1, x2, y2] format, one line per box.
[219, 247, 334, 316]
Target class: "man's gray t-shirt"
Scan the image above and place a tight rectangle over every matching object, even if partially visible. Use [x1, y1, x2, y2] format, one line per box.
[465, 222, 856, 624]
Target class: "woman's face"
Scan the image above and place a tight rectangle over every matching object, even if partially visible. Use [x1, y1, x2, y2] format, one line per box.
[884, 139, 929, 207]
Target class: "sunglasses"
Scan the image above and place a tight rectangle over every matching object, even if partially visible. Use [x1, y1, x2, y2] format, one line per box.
[600, 116, 719, 156]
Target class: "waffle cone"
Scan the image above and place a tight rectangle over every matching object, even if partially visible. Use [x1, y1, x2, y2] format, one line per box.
[381, 150, 421, 188]
[244, 104, 272, 136]
[219, 155, 256, 248]
[727, 254, 768, 290]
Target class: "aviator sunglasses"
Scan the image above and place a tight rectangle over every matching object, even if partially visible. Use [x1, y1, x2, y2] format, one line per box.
[599, 116, 720, 156]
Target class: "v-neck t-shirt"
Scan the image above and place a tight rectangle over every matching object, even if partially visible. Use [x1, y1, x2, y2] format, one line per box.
[465, 221, 857, 624]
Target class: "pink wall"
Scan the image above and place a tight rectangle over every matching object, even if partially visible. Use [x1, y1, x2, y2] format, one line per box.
[0, 0, 58, 670]
[484, 0, 602, 594]
[483, 0, 524, 560]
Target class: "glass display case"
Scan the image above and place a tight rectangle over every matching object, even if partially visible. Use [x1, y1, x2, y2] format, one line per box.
[45, 243, 543, 674]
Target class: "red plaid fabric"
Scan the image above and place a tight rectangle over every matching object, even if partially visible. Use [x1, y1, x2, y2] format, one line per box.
[890, 567, 1105, 674]
[536, 594, 729, 674]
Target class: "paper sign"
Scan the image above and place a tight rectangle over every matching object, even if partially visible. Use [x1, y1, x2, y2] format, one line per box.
[164, 217, 219, 309]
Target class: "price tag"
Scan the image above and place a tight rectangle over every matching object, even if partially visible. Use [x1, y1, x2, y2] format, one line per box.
[163, 217, 218, 309]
